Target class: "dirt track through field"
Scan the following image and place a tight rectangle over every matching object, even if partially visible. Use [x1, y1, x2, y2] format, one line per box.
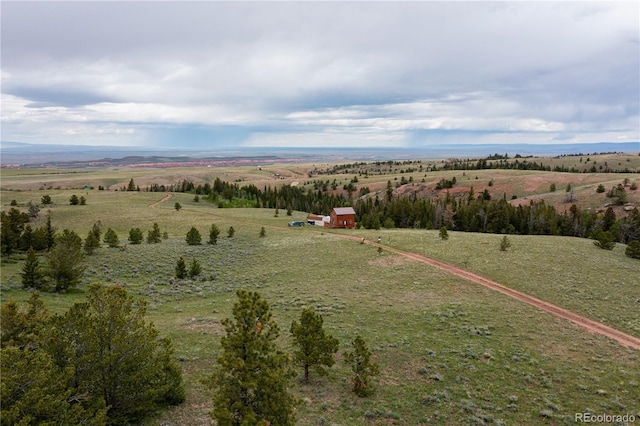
[149, 193, 173, 208]
[338, 234, 640, 350]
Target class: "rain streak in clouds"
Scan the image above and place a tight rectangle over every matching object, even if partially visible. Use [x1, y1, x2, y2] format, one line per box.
[1, 1, 638, 148]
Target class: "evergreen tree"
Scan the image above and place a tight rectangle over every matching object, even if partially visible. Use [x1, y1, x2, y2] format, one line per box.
[128, 227, 144, 244]
[44, 210, 57, 250]
[208, 224, 220, 245]
[1, 347, 108, 425]
[186, 227, 202, 245]
[439, 226, 449, 240]
[625, 240, 640, 259]
[90, 221, 102, 242]
[0, 208, 30, 256]
[44, 284, 184, 424]
[127, 178, 136, 191]
[592, 229, 616, 250]
[31, 227, 50, 251]
[80, 196, 86, 205]
[41, 194, 53, 205]
[1, 292, 49, 349]
[69, 194, 80, 205]
[290, 308, 339, 381]
[21, 247, 45, 290]
[20, 224, 35, 251]
[344, 335, 379, 397]
[210, 289, 296, 425]
[175, 257, 187, 279]
[84, 230, 101, 255]
[174, 202, 182, 211]
[147, 223, 162, 244]
[260, 227, 266, 238]
[227, 226, 235, 238]
[103, 228, 119, 248]
[189, 259, 202, 279]
[46, 230, 85, 292]
[499, 235, 512, 251]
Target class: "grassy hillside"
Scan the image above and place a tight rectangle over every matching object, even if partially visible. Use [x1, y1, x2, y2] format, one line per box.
[1, 181, 639, 425]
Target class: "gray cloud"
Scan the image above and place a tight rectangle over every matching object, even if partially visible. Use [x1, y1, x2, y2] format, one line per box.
[1, 1, 637, 148]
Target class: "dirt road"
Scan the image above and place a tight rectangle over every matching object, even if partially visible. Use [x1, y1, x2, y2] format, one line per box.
[149, 193, 173, 208]
[339, 234, 640, 350]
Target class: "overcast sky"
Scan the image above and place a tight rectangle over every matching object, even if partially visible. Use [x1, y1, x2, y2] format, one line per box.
[1, 1, 638, 149]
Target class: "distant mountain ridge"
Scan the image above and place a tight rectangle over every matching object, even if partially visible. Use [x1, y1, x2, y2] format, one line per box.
[1, 141, 638, 167]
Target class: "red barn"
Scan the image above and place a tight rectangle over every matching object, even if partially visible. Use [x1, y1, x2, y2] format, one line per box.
[328, 207, 356, 229]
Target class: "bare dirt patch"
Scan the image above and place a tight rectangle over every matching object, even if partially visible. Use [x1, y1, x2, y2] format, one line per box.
[367, 255, 411, 268]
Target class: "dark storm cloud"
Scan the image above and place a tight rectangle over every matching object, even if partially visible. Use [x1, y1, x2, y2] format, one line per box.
[1, 1, 638, 147]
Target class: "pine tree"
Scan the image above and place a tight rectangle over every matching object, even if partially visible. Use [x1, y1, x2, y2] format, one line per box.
[210, 289, 296, 425]
[185, 227, 202, 245]
[592, 229, 616, 250]
[43, 284, 184, 424]
[90, 221, 102, 242]
[103, 228, 119, 248]
[259, 227, 266, 238]
[128, 227, 143, 244]
[47, 231, 85, 292]
[439, 226, 449, 240]
[175, 257, 187, 279]
[1, 347, 108, 425]
[69, 194, 79, 205]
[44, 210, 56, 250]
[147, 223, 162, 244]
[344, 335, 379, 397]
[227, 226, 235, 238]
[84, 229, 101, 255]
[21, 247, 45, 289]
[127, 178, 136, 191]
[189, 259, 201, 279]
[208, 224, 220, 245]
[626, 240, 640, 259]
[174, 202, 182, 211]
[499, 235, 512, 251]
[1, 292, 49, 349]
[290, 308, 339, 381]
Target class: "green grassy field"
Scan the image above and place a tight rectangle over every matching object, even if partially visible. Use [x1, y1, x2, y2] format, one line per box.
[1, 165, 639, 425]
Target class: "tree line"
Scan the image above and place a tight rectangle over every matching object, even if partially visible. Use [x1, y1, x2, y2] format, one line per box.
[126, 175, 640, 249]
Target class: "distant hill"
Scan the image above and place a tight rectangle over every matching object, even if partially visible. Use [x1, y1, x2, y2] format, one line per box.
[1, 141, 638, 167]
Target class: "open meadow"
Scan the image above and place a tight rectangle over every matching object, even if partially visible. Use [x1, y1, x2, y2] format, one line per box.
[1, 159, 639, 425]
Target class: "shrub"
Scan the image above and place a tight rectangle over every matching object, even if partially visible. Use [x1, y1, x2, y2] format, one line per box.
[592, 229, 616, 250]
[625, 240, 640, 259]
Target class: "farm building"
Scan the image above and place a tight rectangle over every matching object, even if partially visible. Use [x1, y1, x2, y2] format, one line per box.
[328, 207, 356, 229]
[307, 214, 327, 226]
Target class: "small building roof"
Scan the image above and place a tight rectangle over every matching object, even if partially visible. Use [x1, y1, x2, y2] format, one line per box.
[332, 207, 356, 215]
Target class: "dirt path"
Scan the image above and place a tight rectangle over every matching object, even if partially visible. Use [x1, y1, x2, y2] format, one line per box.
[149, 193, 173, 208]
[337, 234, 640, 350]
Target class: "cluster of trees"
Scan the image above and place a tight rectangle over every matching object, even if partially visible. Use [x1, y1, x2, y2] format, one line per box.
[209, 290, 379, 424]
[354, 187, 639, 239]
[1, 285, 184, 425]
[112, 174, 640, 257]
